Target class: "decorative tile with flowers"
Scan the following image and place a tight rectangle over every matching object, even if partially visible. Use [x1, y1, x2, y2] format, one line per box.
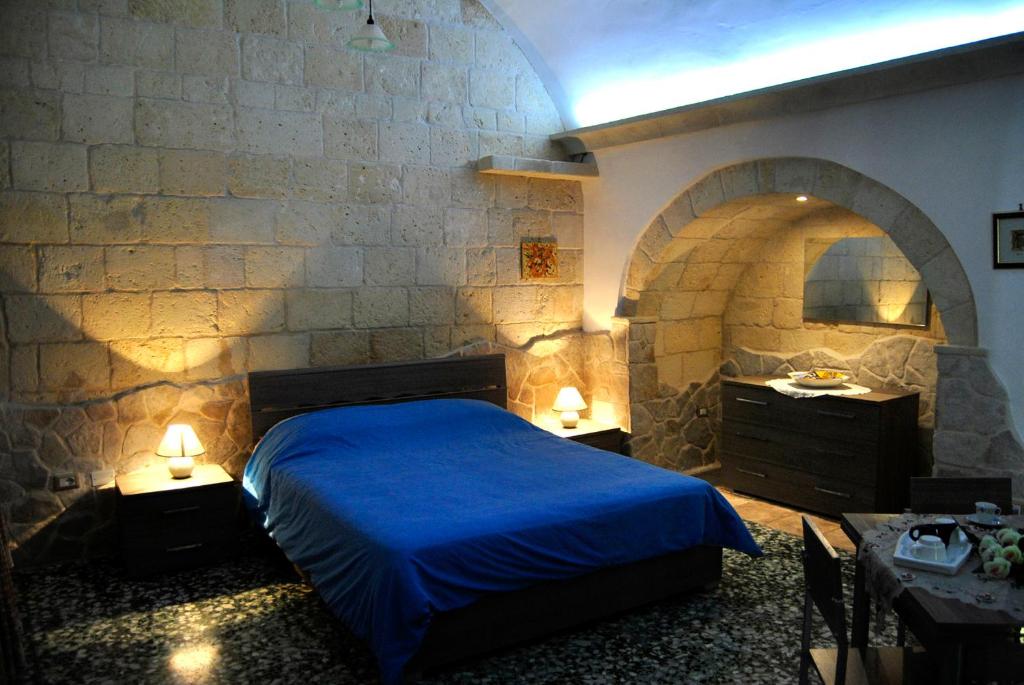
[521, 239, 559, 279]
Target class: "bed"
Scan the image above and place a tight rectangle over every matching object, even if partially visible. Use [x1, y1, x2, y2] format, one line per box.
[243, 354, 760, 684]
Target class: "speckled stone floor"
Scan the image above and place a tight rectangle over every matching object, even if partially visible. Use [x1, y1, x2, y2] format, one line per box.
[13, 514, 890, 685]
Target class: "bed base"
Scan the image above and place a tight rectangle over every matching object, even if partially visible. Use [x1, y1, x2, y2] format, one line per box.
[406, 545, 723, 679]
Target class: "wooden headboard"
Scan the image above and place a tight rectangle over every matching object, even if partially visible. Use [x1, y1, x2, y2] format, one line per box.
[247, 354, 507, 440]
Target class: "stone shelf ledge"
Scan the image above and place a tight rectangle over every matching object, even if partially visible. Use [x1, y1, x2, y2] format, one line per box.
[477, 155, 599, 180]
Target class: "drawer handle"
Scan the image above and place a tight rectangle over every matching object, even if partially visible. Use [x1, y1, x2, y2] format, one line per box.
[814, 486, 852, 499]
[737, 468, 767, 479]
[816, 409, 857, 420]
[166, 542, 204, 553]
[162, 506, 201, 516]
[736, 397, 769, 407]
[734, 432, 771, 443]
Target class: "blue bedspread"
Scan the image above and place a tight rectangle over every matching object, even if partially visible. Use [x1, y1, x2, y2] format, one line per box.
[243, 399, 760, 684]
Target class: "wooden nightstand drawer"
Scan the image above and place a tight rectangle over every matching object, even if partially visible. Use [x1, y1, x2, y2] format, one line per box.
[569, 429, 624, 454]
[535, 418, 627, 455]
[117, 464, 239, 576]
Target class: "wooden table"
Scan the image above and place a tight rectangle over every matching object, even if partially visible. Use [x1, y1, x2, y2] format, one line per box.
[842, 513, 1022, 684]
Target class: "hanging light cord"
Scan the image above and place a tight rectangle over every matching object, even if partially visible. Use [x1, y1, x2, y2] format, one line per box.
[367, 0, 375, 24]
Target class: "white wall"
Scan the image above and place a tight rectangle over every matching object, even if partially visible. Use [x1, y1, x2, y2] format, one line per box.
[581, 74, 1024, 434]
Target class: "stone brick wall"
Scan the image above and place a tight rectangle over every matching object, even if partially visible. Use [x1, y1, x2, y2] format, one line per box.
[0, 0, 590, 564]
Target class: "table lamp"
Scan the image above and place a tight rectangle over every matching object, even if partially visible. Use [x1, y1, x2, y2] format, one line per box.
[552, 387, 587, 429]
[156, 424, 205, 479]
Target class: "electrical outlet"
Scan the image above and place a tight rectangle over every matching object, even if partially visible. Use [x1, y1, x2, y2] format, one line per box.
[52, 472, 78, 491]
[697, 407, 709, 417]
[91, 469, 115, 488]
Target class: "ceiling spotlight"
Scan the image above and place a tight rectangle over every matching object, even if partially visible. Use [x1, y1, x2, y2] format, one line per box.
[347, 0, 394, 52]
[314, 0, 363, 9]
[796, 195, 809, 202]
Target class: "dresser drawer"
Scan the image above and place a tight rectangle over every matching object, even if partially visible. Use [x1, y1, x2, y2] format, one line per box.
[724, 454, 875, 517]
[723, 384, 880, 443]
[570, 429, 624, 454]
[722, 424, 878, 486]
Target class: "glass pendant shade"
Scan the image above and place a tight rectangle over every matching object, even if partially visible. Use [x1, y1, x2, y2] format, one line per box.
[347, 19, 394, 52]
[314, 0, 363, 10]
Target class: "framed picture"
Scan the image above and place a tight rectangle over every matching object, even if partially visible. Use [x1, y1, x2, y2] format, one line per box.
[521, 239, 559, 279]
[994, 211, 1024, 269]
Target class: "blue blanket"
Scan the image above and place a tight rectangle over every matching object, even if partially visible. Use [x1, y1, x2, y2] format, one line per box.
[243, 399, 760, 684]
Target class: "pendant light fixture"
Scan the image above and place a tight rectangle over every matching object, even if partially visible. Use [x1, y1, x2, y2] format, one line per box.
[314, 0, 363, 10]
[346, 0, 394, 52]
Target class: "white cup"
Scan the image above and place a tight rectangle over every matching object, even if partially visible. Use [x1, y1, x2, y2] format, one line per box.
[975, 501, 1002, 524]
[911, 534, 946, 562]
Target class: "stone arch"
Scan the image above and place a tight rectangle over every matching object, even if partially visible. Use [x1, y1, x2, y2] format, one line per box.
[621, 157, 977, 345]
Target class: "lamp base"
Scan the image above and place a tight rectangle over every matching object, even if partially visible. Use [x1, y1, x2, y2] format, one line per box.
[167, 456, 194, 479]
[559, 411, 580, 429]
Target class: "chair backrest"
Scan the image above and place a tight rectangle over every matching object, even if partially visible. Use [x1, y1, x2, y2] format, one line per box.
[801, 515, 847, 644]
[909, 477, 1013, 514]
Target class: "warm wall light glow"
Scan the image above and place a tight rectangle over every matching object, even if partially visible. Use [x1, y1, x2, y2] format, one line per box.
[796, 195, 809, 202]
[572, 6, 1024, 126]
[169, 643, 218, 681]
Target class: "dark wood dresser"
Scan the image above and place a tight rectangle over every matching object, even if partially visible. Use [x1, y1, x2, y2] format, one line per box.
[721, 376, 919, 517]
[116, 464, 239, 576]
[537, 418, 626, 454]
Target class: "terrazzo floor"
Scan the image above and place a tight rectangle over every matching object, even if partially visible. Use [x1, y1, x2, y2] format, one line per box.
[14, 492, 877, 684]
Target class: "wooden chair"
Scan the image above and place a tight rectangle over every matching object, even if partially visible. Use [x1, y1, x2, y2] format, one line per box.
[909, 477, 1013, 515]
[799, 516, 933, 685]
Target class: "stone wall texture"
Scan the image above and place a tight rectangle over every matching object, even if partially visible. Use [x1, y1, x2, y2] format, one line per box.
[0, 0, 591, 564]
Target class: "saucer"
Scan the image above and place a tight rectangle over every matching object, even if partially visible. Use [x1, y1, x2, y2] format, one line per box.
[965, 514, 1004, 528]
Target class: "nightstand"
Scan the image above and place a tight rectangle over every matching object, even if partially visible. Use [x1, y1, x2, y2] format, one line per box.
[116, 464, 239, 577]
[536, 417, 627, 454]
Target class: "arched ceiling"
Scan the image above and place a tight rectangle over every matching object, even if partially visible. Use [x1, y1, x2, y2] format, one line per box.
[485, 0, 1024, 128]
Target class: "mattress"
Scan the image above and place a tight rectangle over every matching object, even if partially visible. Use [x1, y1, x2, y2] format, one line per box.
[243, 399, 760, 684]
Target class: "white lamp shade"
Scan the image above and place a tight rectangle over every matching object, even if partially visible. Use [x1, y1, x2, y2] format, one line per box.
[552, 387, 587, 413]
[347, 20, 394, 52]
[156, 424, 206, 458]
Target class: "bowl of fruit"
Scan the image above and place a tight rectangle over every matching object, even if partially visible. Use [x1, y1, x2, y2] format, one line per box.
[788, 368, 850, 388]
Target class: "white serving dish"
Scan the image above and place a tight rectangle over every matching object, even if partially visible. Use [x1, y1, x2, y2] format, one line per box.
[893, 529, 972, 575]
[788, 370, 849, 388]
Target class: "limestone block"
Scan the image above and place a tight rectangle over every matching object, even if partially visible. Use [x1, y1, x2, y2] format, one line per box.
[105, 245, 176, 290]
[728, 326, 780, 351]
[293, 158, 347, 202]
[525, 109, 563, 137]
[225, 0, 284, 36]
[304, 246, 362, 288]
[274, 201, 334, 246]
[354, 288, 409, 328]
[408, 286, 455, 325]
[403, 166, 451, 206]
[478, 132, 523, 158]
[0, 6, 46, 59]
[421, 63, 468, 103]
[427, 101, 463, 128]
[545, 214, 581, 250]
[920, 247, 972, 311]
[236, 108, 321, 156]
[99, 17, 173, 67]
[416, 247, 465, 286]
[937, 301, 977, 350]
[494, 247, 521, 285]
[769, 298, 803, 330]
[127, 0, 222, 28]
[182, 75, 229, 103]
[184, 337, 247, 380]
[429, 24, 473, 63]
[249, 333, 310, 372]
[370, 328, 423, 363]
[38, 246, 104, 293]
[242, 246, 304, 289]
[390, 96, 425, 124]
[136, 70, 180, 99]
[444, 207, 487, 247]
[0, 142, 8, 188]
[227, 155, 289, 199]
[174, 246, 205, 288]
[734, 263, 783, 297]
[286, 1, 346, 44]
[135, 99, 233, 151]
[468, 68, 514, 109]
[850, 178, 907, 235]
[453, 287, 490, 323]
[82, 292, 150, 340]
[0, 58, 28, 89]
[234, 80, 275, 108]
[89, 146, 158, 194]
[157, 149, 226, 197]
[218, 289, 285, 335]
[84, 65, 134, 97]
[10, 345, 38, 392]
[450, 167, 494, 208]
[49, 12, 98, 61]
[285, 288, 352, 330]
[340, 164, 399, 206]
[323, 116, 378, 160]
[310, 329, 371, 366]
[491, 286, 559, 324]
[393, 203, 443, 245]
[492, 176, 527, 210]
[697, 318, 723, 349]
[429, 128, 476, 167]
[379, 122, 430, 165]
[661, 320, 702, 355]
[451, 323, 495, 346]
[1, 191, 69, 243]
[515, 72, 551, 112]
[39, 342, 110, 392]
[0, 244, 35, 293]
[527, 178, 582, 213]
[139, 197, 210, 243]
[364, 247, 415, 286]
[304, 46, 362, 90]
[365, 55, 419, 97]
[465, 247, 496, 286]
[332, 204, 391, 245]
[203, 246, 245, 288]
[173, 28, 237, 77]
[275, 84, 316, 112]
[497, 111, 525, 134]
[208, 198, 276, 244]
[11, 142, 88, 192]
[6, 295, 81, 343]
[61, 94, 132, 145]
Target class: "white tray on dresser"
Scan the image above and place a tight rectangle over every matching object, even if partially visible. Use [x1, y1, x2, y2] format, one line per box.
[893, 529, 973, 576]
